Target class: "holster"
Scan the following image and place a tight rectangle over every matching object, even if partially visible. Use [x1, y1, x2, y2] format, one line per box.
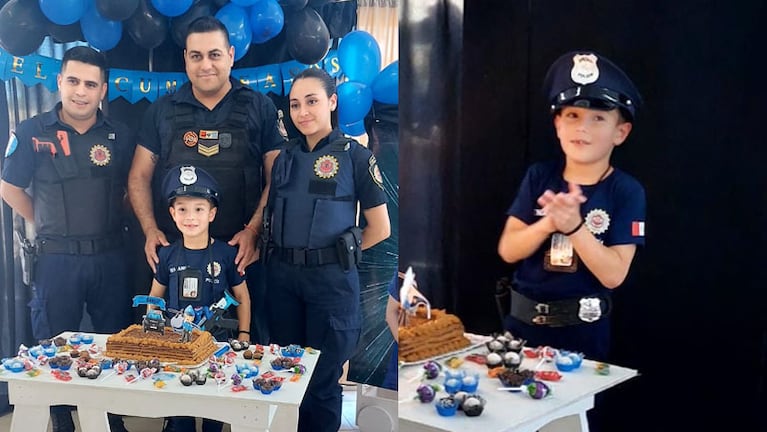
[336, 227, 363, 272]
[14, 230, 36, 286]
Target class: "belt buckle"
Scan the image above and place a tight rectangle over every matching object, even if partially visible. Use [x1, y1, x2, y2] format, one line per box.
[292, 249, 306, 265]
[79, 240, 95, 255]
[532, 303, 550, 325]
[578, 297, 602, 322]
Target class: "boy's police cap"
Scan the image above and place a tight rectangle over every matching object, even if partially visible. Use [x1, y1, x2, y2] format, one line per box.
[543, 51, 642, 121]
[162, 165, 220, 206]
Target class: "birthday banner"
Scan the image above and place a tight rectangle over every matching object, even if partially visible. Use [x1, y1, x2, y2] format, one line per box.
[0, 47, 340, 103]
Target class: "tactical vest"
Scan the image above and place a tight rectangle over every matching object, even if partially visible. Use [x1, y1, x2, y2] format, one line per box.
[270, 136, 357, 249]
[166, 241, 223, 310]
[155, 92, 261, 239]
[32, 125, 125, 238]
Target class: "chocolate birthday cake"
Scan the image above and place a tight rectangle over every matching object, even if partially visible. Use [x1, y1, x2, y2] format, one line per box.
[398, 306, 471, 362]
[104, 324, 218, 365]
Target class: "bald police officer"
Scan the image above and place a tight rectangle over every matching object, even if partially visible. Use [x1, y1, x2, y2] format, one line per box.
[497, 50, 646, 361]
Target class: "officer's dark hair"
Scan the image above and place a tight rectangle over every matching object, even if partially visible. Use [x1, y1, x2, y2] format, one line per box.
[291, 67, 338, 127]
[61, 46, 108, 83]
[185, 16, 231, 49]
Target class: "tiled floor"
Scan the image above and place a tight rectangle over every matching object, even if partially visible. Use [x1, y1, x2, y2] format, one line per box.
[0, 386, 360, 431]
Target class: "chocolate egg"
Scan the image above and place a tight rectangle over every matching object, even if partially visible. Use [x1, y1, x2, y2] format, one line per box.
[180, 374, 193, 386]
[486, 352, 503, 368]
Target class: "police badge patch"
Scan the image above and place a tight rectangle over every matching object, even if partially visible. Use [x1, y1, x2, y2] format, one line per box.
[570, 54, 600, 85]
[179, 166, 197, 185]
[207, 261, 222, 278]
[585, 208, 610, 235]
[89, 144, 111, 166]
[183, 131, 198, 147]
[4, 133, 17, 157]
[369, 155, 384, 190]
[314, 155, 339, 179]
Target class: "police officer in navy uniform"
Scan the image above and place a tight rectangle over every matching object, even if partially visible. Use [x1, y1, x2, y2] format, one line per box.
[0, 46, 133, 432]
[150, 165, 251, 432]
[128, 16, 285, 345]
[497, 51, 646, 362]
[265, 68, 390, 432]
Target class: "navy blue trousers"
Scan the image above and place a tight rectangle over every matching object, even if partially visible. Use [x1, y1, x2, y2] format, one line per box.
[266, 258, 361, 432]
[30, 249, 133, 340]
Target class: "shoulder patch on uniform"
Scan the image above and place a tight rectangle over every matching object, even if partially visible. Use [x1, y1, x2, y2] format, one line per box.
[368, 155, 384, 190]
[4, 133, 18, 158]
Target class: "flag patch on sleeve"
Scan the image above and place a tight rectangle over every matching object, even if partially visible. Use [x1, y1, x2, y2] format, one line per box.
[632, 221, 645, 237]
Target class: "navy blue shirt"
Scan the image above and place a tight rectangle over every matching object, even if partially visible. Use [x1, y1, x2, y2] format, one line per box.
[138, 78, 285, 157]
[156, 239, 245, 311]
[507, 160, 646, 301]
[2, 104, 135, 188]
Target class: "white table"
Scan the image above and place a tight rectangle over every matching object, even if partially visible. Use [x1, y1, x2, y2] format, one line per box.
[398, 350, 638, 432]
[0, 332, 320, 432]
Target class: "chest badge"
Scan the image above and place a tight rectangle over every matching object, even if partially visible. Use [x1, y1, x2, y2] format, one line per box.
[89, 144, 111, 167]
[585, 208, 610, 235]
[314, 155, 339, 179]
[183, 131, 198, 147]
[207, 261, 222, 278]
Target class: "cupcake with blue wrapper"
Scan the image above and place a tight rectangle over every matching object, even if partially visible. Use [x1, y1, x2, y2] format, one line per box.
[554, 350, 583, 372]
[436, 396, 458, 416]
[43, 346, 57, 357]
[460, 371, 479, 392]
[280, 344, 305, 358]
[80, 334, 94, 344]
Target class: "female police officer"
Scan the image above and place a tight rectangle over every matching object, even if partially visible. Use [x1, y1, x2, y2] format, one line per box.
[264, 68, 390, 432]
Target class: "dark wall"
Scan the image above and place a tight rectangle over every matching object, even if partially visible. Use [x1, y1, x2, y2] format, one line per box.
[403, 0, 767, 430]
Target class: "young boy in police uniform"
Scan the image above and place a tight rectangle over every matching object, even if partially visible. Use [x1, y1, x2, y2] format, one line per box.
[497, 51, 646, 361]
[148, 165, 251, 432]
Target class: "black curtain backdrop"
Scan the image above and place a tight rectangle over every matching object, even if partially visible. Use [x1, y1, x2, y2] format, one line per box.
[402, 0, 767, 430]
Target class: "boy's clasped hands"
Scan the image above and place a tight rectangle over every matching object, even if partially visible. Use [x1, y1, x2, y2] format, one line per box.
[537, 182, 587, 234]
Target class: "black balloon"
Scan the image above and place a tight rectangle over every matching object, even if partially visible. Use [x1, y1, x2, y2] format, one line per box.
[126, 0, 167, 50]
[47, 22, 84, 44]
[0, 0, 47, 56]
[285, 7, 329, 65]
[279, 0, 308, 11]
[171, 0, 215, 48]
[96, 0, 140, 21]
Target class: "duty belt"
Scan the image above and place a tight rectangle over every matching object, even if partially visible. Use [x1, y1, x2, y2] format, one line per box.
[274, 247, 338, 266]
[37, 235, 123, 255]
[510, 289, 611, 327]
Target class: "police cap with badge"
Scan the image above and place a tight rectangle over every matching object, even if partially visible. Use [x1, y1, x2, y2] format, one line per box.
[162, 165, 220, 207]
[543, 50, 642, 121]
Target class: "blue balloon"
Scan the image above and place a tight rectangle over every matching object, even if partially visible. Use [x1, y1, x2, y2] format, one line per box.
[231, 0, 260, 6]
[340, 120, 366, 136]
[371, 60, 398, 105]
[337, 81, 373, 125]
[39, 0, 86, 25]
[215, 3, 252, 61]
[80, 4, 122, 51]
[151, 0, 193, 17]
[250, 0, 284, 44]
[337, 30, 381, 86]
